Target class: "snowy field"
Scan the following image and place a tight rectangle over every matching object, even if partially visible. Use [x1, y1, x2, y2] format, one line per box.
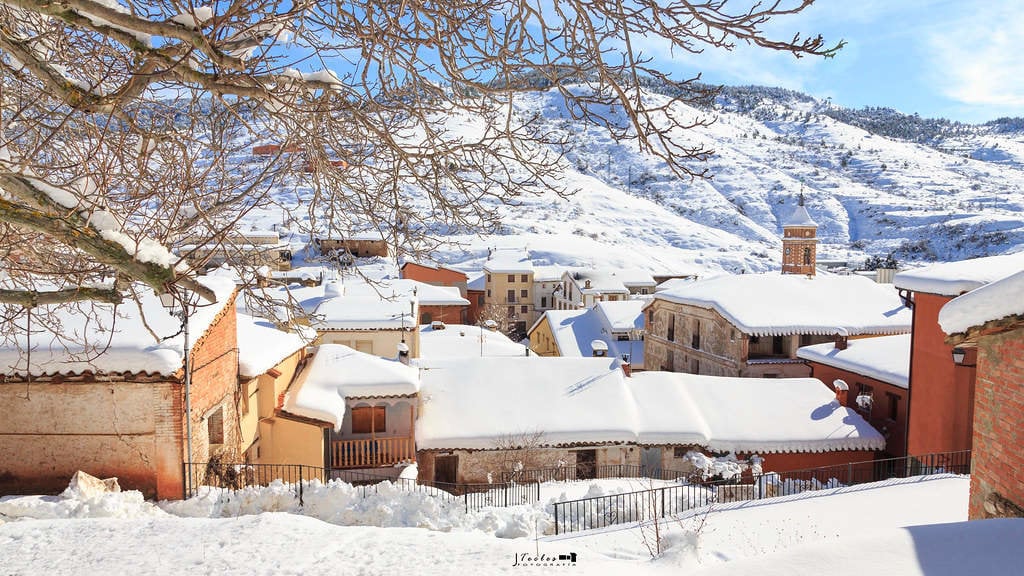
[2, 474, 1020, 575]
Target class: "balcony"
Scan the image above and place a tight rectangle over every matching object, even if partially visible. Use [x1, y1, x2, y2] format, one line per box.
[330, 436, 415, 469]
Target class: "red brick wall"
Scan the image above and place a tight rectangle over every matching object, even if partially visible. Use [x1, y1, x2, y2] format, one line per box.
[401, 262, 467, 287]
[808, 362, 908, 457]
[969, 326, 1024, 519]
[907, 293, 977, 455]
[183, 298, 242, 465]
[466, 289, 484, 325]
[419, 304, 467, 325]
[739, 450, 878, 481]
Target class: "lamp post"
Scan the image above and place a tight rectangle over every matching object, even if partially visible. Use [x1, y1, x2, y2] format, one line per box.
[160, 288, 197, 492]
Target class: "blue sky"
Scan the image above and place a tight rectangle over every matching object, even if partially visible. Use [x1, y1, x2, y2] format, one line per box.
[638, 0, 1023, 123]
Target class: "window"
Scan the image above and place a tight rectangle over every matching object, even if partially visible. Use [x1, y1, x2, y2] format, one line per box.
[691, 320, 701, 350]
[673, 447, 688, 458]
[207, 406, 224, 446]
[666, 314, 675, 342]
[487, 274, 491, 282]
[857, 383, 873, 396]
[887, 392, 899, 421]
[520, 289, 528, 298]
[803, 247, 812, 265]
[730, 330, 736, 342]
[508, 274, 515, 282]
[640, 288, 648, 295]
[420, 312, 432, 324]
[541, 296, 547, 308]
[799, 334, 813, 347]
[617, 334, 629, 341]
[486, 289, 491, 297]
[507, 306, 515, 317]
[521, 305, 528, 313]
[772, 335, 784, 355]
[507, 289, 515, 302]
[521, 274, 528, 283]
[351, 406, 386, 434]
[750, 335, 760, 344]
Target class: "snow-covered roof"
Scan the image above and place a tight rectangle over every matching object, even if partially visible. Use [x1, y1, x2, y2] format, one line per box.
[654, 273, 911, 337]
[297, 278, 466, 331]
[417, 324, 528, 358]
[483, 249, 534, 274]
[568, 269, 631, 294]
[466, 273, 485, 291]
[534, 304, 646, 368]
[595, 300, 646, 332]
[893, 252, 1024, 296]
[630, 372, 885, 453]
[284, 344, 420, 429]
[782, 204, 817, 227]
[532, 265, 566, 282]
[0, 276, 236, 377]
[415, 358, 883, 453]
[416, 357, 638, 450]
[656, 277, 698, 292]
[236, 313, 308, 379]
[939, 269, 1024, 335]
[797, 334, 910, 389]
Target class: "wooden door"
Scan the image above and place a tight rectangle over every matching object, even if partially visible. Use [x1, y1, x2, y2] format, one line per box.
[575, 450, 597, 480]
[435, 454, 459, 484]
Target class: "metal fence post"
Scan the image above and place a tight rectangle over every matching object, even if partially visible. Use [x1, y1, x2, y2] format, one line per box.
[554, 504, 560, 535]
[661, 487, 666, 518]
[299, 466, 304, 506]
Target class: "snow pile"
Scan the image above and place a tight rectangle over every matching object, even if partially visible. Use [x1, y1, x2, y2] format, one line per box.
[160, 478, 551, 538]
[683, 452, 746, 481]
[0, 487, 162, 521]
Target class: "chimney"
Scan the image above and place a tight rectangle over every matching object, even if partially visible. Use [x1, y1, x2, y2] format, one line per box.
[621, 354, 632, 377]
[590, 339, 608, 357]
[397, 342, 410, 365]
[833, 379, 849, 406]
[834, 333, 848, 350]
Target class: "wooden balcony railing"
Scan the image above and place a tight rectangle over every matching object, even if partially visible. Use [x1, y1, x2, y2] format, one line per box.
[331, 436, 415, 469]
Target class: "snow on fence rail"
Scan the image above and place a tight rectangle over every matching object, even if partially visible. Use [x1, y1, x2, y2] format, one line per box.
[550, 450, 971, 534]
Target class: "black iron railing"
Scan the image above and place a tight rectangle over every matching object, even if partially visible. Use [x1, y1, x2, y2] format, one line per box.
[551, 450, 971, 535]
[184, 462, 541, 511]
[501, 464, 692, 484]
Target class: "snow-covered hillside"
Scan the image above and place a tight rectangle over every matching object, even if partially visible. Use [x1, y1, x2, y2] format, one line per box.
[241, 83, 1024, 275]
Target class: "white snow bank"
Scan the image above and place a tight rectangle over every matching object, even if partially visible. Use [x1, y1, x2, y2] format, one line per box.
[939, 269, 1024, 335]
[893, 252, 1024, 296]
[797, 333, 910, 388]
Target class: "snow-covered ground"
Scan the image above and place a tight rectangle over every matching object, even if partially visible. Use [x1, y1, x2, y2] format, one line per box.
[3, 474, 1019, 575]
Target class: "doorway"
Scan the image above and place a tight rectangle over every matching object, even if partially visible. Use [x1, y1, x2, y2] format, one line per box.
[575, 450, 597, 480]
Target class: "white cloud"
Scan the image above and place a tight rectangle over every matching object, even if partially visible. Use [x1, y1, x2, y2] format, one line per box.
[926, 2, 1024, 110]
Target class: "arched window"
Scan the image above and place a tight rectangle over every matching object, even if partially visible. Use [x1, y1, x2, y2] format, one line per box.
[803, 247, 812, 265]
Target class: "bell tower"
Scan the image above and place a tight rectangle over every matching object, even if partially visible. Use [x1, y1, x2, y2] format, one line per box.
[781, 193, 818, 276]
